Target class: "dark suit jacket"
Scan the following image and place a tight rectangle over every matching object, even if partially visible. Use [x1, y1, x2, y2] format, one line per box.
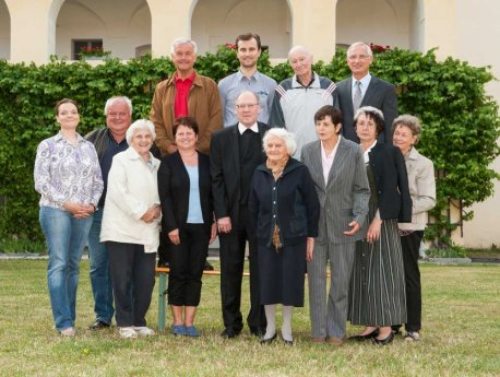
[210, 122, 269, 223]
[336, 76, 398, 143]
[157, 151, 213, 234]
[368, 143, 412, 222]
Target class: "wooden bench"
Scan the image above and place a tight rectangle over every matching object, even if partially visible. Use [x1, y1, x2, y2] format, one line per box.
[156, 266, 249, 332]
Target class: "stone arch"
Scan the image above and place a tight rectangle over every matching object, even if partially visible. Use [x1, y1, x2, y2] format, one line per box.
[190, 0, 292, 58]
[335, 0, 422, 51]
[52, 0, 151, 60]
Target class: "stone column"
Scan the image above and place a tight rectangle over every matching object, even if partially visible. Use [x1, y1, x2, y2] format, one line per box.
[148, 0, 193, 58]
[288, 0, 336, 62]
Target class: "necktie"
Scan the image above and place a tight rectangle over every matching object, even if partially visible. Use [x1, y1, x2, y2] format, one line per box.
[353, 80, 362, 112]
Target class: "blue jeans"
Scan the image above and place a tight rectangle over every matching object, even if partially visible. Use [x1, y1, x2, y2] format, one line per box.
[87, 209, 114, 324]
[39, 206, 93, 331]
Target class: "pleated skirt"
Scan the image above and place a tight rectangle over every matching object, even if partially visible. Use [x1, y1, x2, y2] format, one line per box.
[348, 218, 407, 326]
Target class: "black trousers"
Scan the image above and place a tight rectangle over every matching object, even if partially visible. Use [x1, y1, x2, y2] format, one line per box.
[167, 224, 209, 306]
[219, 206, 266, 334]
[107, 241, 156, 327]
[400, 231, 423, 332]
[157, 230, 169, 265]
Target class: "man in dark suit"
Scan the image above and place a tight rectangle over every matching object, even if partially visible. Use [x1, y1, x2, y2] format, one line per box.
[211, 90, 268, 338]
[336, 41, 397, 143]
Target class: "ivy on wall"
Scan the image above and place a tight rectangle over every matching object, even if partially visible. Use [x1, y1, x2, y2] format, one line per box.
[0, 47, 498, 249]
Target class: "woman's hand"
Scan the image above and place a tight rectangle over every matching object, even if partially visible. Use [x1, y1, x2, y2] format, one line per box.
[209, 223, 217, 244]
[366, 218, 382, 243]
[141, 205, 160, 223]
[306, 237, 315, 262]
[63, 202, 94, 219]
[168, 228, 180, 245]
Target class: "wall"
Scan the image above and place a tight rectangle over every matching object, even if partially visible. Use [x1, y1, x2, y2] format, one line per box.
[0, 0, 9, 59]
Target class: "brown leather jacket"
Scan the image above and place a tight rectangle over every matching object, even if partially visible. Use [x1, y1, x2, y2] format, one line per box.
[150, 72, 222, 155]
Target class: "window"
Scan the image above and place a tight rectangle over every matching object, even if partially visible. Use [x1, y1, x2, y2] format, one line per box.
[72, 39, 103, 60]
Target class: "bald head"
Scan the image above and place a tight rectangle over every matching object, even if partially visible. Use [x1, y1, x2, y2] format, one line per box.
[235, 91, 261, 127]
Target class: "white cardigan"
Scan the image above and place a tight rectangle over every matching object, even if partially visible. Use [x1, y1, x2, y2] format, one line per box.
[100, 147, 161, 253]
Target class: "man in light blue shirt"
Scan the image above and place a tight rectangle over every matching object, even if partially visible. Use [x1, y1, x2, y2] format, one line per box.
[218, 33, 277, 127]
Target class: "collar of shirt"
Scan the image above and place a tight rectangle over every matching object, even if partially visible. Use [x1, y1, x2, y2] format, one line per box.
[321, 135, 341, 160]
[236, 70, 259, 82]
[363, 139, 378, 163]
[174, 72, 196, 84]
[55, 131, 84, 144]
[238, 122, 259, 134]
[351, 73, 372, 96]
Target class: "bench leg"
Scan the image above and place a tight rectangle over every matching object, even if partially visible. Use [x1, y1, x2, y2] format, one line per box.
[158, 272, 167, 332]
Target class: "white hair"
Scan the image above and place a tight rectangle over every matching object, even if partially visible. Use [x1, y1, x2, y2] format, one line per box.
[126, 119, 156, 145]
[288, 45, 312, 61]
[104, 96, 132, 116]
[171, 38, 198, 54]
[346, 41, 373, 59]
[262, 128, 297, 156]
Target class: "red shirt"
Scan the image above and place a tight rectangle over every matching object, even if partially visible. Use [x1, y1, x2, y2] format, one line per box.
[174, 72, 195, 118]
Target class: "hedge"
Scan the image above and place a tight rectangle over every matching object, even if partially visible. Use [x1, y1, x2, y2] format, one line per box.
[0, 47, 498, 249]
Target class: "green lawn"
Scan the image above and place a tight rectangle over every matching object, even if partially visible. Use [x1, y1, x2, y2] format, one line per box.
[0, 260, 498, 377]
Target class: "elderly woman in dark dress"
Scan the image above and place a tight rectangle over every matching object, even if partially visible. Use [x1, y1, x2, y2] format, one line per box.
[348, 106, 412, 345]
[249, 128, 320, 345]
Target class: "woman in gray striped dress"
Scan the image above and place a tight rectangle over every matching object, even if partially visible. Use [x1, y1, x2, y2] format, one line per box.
[348, 106, 412, 345]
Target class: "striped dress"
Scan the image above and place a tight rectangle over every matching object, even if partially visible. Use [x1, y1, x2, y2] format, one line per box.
[348, 165, 407, 326]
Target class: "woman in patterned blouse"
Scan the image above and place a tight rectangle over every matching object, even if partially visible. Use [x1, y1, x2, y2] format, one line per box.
[34, 98, 103, 337]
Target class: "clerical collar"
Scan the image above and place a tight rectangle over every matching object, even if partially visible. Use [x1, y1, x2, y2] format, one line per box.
[238, 123, 259, 134]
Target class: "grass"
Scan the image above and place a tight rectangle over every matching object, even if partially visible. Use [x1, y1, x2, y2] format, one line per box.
[0, 260, 499, 377]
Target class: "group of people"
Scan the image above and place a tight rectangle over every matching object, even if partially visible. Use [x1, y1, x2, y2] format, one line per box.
[34, 35, 436, 346]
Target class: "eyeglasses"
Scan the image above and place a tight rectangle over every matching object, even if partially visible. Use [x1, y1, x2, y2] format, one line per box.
[235, 104, 259, 109]
[348, 54, 370, 61]
[107, 112, 129, 118]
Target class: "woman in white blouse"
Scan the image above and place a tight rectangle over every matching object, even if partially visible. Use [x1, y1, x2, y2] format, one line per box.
[100, 119, 161, 339]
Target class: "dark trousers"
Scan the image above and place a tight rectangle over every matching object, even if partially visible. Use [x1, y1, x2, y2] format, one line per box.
[157, 230, 169, 265]
[167, 224, 209, 306]
[400, 231, 423, 332]
[107, 241, 156, 327]
[219, 206, 266, 334]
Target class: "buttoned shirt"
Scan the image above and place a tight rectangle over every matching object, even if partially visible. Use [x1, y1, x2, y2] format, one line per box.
[34, 132, 104, 210]
[219, 70, 277, 127]
[174, 72, 195, 118]
[351, 73, 372, 103]
[321, 135, 341, 185]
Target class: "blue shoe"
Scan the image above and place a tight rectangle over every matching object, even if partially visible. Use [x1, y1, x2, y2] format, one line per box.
[171, 325, 186, 336]
[185, 326, 200, 337]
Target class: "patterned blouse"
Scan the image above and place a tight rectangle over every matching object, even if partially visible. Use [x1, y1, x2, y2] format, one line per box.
[34, 132, 104, 210]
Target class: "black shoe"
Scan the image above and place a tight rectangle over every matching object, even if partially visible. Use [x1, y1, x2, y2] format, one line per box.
[249, 327, 266, 337]
[260, 333, 277, 344]
[221, 329, 240, 339]
[204, 261, 215, 271]
[88, 320, 110, 330]
[372, 331, 394, 345]
[349, 328, 379, 341]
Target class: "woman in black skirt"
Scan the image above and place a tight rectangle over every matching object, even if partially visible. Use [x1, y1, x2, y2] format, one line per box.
[348, 106, 412, 345]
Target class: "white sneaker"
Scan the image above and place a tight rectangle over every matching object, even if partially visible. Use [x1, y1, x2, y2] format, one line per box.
[134, 326, 155, 337]
[119, 327, 138, 339]
[60, 327, 76, 337]
[405, 331, 421, 341]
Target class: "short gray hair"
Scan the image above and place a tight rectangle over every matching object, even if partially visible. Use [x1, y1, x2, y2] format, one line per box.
[262, 128, 297, 156]
[288, 45, 312, 61]
[126, 119, 156, 145]
[104, 96, 132, 116]
[393, 114, 422, 142]
[171, 38, 198, 54]
[346, 41, 373, 59]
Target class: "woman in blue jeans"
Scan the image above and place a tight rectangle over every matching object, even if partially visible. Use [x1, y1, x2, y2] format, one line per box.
[34, 98, 103, 336]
